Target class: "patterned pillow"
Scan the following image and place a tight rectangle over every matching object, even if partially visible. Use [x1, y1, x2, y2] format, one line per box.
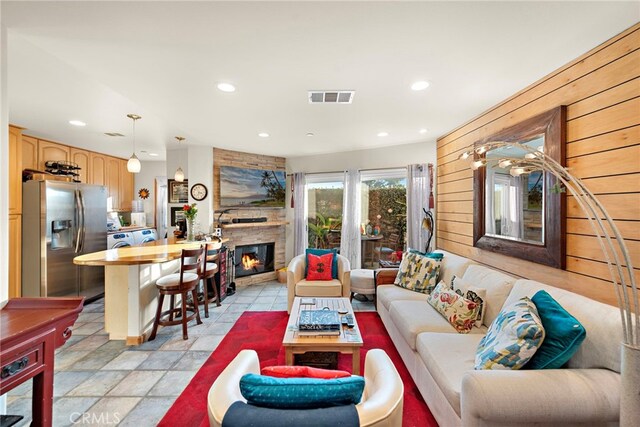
[475, 297, 545, 370]
[306, 253, 333, 281]
[427, 281, 479, 333]
[452, 276, 487, 328]
[394, 251, 441, 294]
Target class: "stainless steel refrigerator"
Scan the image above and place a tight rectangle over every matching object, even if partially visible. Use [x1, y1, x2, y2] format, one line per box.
[22, 180, 107, 300]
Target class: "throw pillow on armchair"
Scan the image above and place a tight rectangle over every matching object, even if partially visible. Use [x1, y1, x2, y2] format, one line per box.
[306, 253, 334, 281]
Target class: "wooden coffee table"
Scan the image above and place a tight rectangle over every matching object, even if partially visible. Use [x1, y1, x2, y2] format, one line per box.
[283, 297, 364, 375]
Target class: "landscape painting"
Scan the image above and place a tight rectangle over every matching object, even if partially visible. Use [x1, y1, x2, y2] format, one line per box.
[220, 166, 286, 208]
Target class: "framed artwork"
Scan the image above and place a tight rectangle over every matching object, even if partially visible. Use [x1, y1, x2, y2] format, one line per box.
[168, 179, 189, 203]
[219, 166, 286, 208]
[170, 206, 186, 226]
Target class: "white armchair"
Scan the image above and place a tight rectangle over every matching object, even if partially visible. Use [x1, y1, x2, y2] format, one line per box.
[207, 349, 404, 427]
[287, 254, 351, 313]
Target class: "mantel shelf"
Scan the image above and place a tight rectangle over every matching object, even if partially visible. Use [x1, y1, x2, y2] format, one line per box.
[221, 221, 289, 229]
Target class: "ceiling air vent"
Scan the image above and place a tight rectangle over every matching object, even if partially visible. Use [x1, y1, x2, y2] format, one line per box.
[308, 90, 355, 104]
[104, 132, 125, 137]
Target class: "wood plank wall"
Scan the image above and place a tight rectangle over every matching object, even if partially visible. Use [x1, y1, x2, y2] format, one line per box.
[436, 23, 640, 306]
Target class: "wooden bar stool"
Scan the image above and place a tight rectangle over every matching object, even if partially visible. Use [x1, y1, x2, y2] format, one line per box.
[200, 242, 221, 318]
[149, 247, 204, 341]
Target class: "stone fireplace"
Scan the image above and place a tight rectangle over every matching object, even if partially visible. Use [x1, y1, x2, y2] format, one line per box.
[235, 243, 275, 278]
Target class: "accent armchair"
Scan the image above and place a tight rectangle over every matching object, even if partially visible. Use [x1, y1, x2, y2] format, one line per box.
[207, 349, 404, 427]
[286, 254, 351, 313]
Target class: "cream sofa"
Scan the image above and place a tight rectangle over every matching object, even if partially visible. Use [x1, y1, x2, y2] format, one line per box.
[207, 349, 404, 427]
[377, 250, 623, 426]
[287, 254, 351, 313]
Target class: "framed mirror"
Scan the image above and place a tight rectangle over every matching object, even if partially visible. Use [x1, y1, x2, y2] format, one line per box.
[473, 106, 566, 268]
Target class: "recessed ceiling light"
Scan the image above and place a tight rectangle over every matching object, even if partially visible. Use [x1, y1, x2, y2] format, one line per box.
[148, 153, 159, 157]
[411, 81, 430, 91]
[217, 82, 236, 92]
[419, 128, 428, 134]
[258, 132, 270, 138]
[306, 133, 315, 137]
[69, 120, 86, 127]
[377, 132, 389, 137]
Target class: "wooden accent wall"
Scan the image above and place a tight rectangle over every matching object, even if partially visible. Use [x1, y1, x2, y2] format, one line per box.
[436, 23, 640, 306]
[213, 148, 287, 285]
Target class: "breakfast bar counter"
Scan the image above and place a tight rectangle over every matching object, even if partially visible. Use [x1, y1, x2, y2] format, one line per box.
[74, 237, 227, 345]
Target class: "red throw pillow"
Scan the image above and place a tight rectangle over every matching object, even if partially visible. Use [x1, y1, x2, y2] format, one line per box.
[306, 253, 333, 281]
[261, 365, 351, 379]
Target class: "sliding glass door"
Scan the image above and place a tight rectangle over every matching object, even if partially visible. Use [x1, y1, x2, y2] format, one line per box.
[306, 173, 344, 250]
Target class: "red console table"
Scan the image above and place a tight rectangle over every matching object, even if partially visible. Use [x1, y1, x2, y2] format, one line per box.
[0, 298, 84, 427]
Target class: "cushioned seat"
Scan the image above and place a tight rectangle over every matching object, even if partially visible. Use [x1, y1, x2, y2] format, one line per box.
[350, 269, 375, 297]
[377, 284, 429, 311]
[205, 262, 218, 272]
[156, 272, 199, 288]
[416, 332, 483, 415]
[295, 279, 343, 297]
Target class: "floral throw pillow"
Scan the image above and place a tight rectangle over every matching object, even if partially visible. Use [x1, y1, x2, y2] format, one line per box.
[475, 297, 545, 370]
[427, 281, 479, 333]
[452, 276, 487, 328]
[394, 252, 441, 294]
[306, 253, 333, 281]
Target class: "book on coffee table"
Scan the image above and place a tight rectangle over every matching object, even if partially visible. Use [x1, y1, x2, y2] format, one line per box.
[298, 310, 341, 331]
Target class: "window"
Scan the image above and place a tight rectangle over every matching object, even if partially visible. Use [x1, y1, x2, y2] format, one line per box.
[306, 173, 344, 250]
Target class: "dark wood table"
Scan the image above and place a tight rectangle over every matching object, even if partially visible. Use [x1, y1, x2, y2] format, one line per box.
[1, 298, 84, 427]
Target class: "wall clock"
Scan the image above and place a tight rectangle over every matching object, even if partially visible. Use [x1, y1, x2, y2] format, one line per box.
[190, 183, 208, 201]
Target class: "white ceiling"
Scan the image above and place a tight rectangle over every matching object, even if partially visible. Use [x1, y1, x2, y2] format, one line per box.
[4, 1, 638, 160]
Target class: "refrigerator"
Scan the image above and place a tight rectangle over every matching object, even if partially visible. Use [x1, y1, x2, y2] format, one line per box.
[22, 180, 107, 301]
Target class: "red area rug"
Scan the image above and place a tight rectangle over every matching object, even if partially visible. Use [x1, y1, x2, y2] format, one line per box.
[159, 311, 437, 427]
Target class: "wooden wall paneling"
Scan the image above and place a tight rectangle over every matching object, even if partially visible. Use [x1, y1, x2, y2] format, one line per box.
[436, 23, 640, 305]
[9, 126, 22, 215]
[21, 135, 38, 170]
[70, 148, 90, 183]
[37, 139, 69, 170]
[9, 214, 21, 298]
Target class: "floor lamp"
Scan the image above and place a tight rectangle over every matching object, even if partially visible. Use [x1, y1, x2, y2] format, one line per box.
[459, 141, 639, 426]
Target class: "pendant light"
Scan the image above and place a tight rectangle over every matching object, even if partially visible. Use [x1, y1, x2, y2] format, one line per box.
[126, 114, 142, 173]
[174, 136, 185, 182]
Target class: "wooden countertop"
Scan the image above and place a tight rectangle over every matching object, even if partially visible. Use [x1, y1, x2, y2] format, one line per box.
[73, 237, 228, 266]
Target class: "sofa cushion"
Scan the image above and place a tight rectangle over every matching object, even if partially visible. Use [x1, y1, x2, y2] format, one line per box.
[475, 297, 545, 370]
[394, 252, 441, 294]
[504, 279, 622, 372]
[462, 265, 515, 326]
[427, 281, 479, 334]
[389, 300, 486, 350]
[416, 332, 483, 416]
[452, 275, 487, 328]
[295, 279, 343, 297]
[377, 285, 429, 311]
[433, 250, 476, 290]
[261, 365, 351, 379]
[306, 253, 334, 281]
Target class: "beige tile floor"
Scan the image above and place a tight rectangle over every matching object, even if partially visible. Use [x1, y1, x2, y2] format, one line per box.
[6, 281, 374, 426]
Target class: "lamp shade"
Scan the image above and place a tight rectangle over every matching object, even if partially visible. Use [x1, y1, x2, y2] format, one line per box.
[174, 167, 185, 182]
[127, 154, 141, 173]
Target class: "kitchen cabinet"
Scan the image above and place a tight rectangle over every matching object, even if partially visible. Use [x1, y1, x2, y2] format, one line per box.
[119, 159, 134, 211]
[37, 140, 69, 171]
[70, 148, 90, 183]
[9, 214, 21, 298]
[21, 135, 38, 171]
[106, 156, 121, 210]
[9, 126, 22, 215]
[90, 152, 107, 186]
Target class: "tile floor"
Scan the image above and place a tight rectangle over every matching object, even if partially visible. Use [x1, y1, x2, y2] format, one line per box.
[6, 281, 375, 426]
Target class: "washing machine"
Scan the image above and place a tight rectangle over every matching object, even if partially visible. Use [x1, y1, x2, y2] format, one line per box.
[107, 232, 135, 249]
[132, 228, 158, 245]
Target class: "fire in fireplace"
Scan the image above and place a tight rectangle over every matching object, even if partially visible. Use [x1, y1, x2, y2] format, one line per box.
[235, 242, 275, 278]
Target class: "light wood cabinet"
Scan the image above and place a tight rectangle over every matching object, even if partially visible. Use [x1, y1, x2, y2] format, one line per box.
[9, 126, 23, 215]
[37, 139, 69, 170]
[21, 135, 38, 171]
[9, 214, 21, 298]
[119, 159, 134, 211]
[90, 152, 107, 186]
[106, 156, 121, 209]
[70, 148, 90, 183]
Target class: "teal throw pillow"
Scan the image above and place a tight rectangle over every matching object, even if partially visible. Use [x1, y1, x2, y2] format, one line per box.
[239, 373, 365, 409]
[305, 249, 338, 279]
[525, 290, 586, 369]
[409, 249, 444, 261]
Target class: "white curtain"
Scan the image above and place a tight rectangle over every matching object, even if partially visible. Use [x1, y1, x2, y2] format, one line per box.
[485, 172, 496, 235]
[292, 172, 307, 257]
[340, 169, 361, 269]
[509, 176, 524, 239]
[407, 164, 431, 252]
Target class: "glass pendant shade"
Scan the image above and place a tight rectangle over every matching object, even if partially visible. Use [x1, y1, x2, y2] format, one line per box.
[127, 154, 141, 173]
[174, 167, 185, 182]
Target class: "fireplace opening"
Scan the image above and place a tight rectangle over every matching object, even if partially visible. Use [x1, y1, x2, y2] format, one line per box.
[235, 242, 275, 278]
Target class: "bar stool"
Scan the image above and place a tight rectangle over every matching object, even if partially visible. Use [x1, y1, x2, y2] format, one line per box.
[200, 242, 221, 318]
[149, 247, 204, 341]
